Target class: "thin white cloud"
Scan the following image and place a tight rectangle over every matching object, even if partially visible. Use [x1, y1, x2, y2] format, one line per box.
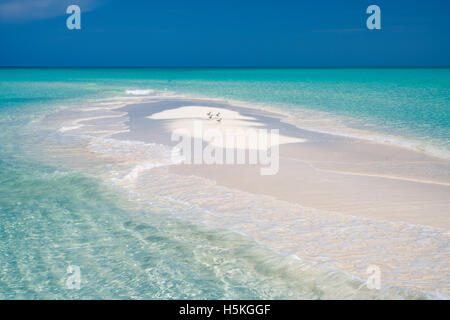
[0, 0, 103, 22]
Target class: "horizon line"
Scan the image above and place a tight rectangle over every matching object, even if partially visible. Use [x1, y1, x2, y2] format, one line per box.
[1, 66, 449, 69]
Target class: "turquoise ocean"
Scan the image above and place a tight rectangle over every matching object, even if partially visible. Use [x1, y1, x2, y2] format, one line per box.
[0, 68, 448, 299]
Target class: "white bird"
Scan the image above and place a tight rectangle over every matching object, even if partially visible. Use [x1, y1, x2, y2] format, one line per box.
[216, 117, 222, 123]
[216, 112, 221, 117]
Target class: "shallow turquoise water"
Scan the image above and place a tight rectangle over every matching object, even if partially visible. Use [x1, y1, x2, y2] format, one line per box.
[2, 68, 448, 155]
[0, 68, 447, 299]
[0, 126, 401, 299]
[0, 157, 320, 299]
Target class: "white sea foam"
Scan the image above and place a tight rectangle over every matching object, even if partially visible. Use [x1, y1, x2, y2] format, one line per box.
[59, 124, 84, 132]
[122, 162, 166, 183]
[125, 89, 155, 96]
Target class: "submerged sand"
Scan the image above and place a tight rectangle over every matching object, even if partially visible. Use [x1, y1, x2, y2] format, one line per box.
[37, 94, 450, 296]
[130, 99, 450, 228]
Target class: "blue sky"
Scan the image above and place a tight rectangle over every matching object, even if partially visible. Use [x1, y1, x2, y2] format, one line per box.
[0, 0, 449, 67]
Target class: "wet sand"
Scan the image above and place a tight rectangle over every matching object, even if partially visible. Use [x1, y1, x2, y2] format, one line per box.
[116, 98, 450, 229]
[41, 95, 450, 295]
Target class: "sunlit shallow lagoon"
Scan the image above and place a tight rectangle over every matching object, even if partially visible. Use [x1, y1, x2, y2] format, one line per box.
[0, 68, 448, 299]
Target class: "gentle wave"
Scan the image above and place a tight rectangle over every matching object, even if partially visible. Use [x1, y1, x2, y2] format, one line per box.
[125, 89, 155, 96]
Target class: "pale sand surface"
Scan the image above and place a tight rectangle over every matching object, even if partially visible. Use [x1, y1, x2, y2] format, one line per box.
[115, 99, 450, 229]
[147, 106, 306, 149]
[43, 96, 450, 227]
[39, 96, 450, 294]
